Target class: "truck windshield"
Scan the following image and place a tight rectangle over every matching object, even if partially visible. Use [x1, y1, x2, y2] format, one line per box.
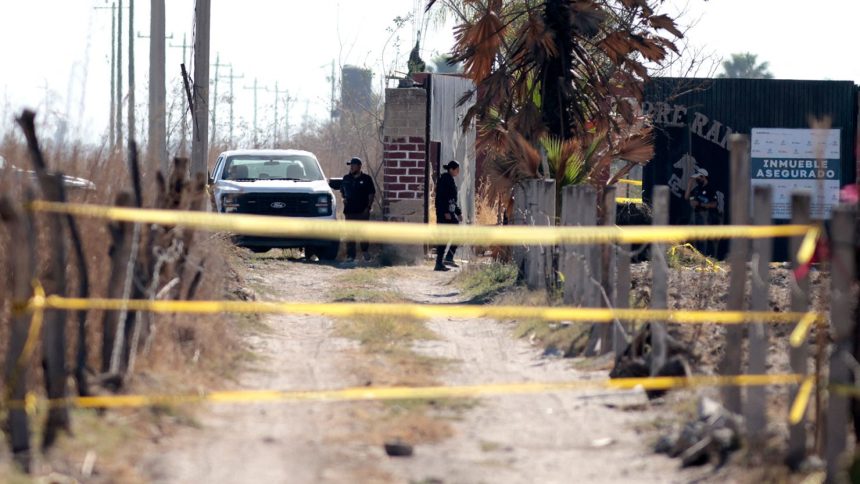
[221, 155, 324, 181]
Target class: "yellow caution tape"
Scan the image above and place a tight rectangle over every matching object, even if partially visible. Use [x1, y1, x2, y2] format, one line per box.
[796, 226, 820, 265]
[789, 376, 814, 425]
[830, 384, 860, 399]
[668, 243, 726, 273]
[16, 281, 46, 371]
[29, 201, 813, 246]
[789, 312, 821, 348]
[618, 179, 643, 186]
[11, 374, 804, 410]
[615, 197, 644, 204]
[28, 295, 823, 325]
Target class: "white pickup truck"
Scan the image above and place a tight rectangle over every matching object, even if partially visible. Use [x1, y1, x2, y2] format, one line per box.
[210, 149, 342, 259]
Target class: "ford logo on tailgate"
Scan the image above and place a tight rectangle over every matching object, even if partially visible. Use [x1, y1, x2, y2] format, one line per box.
[270, 201, 286, 209]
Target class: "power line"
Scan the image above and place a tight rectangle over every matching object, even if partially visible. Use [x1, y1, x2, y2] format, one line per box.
[210, 53, 231, 146]
[243, 78, 268, 148]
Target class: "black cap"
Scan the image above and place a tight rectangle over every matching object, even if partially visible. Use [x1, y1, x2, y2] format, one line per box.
[346, 157, 362, 166]
[444, 160, 460, 170]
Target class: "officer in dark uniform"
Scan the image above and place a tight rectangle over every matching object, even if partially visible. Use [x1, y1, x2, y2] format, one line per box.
[434, 160, 462, 271]
[685, 167, 718, 256]
[341, 157, 376, 262]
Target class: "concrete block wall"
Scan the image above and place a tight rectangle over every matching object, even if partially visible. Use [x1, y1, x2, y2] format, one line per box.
[382, 88, 426, 222]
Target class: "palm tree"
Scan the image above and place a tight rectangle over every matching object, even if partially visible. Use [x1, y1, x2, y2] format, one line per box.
[426, 0, 677, 202]
[717, 52, 773, 79]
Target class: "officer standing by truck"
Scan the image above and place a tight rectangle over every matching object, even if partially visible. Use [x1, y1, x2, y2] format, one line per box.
[341, 157, 376, 262]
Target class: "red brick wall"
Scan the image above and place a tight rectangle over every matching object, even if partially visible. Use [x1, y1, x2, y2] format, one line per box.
[383, 136, 425, 204]
[381, 87, 427, 222]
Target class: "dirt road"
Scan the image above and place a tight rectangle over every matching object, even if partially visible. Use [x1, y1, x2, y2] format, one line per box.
[149, 256, 718, 483]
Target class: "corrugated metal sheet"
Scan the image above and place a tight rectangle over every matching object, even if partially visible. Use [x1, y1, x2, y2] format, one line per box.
[430, 75, 477, 224]
[642, 78, 858, 259]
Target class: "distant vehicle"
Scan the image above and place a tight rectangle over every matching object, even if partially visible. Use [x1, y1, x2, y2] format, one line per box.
[210, 149, 342, 258]
[0, 154, 96, 191]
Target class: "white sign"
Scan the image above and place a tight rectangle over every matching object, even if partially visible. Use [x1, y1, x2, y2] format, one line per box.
[751, 128, 841, 220]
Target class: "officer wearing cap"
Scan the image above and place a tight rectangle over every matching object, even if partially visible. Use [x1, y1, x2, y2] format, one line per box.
[341, 157, 376, 262]
[685, 167, 718, 254]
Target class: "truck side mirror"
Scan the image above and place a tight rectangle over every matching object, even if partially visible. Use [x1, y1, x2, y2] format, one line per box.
[208, 170, 214, 185]
[328, 178, 343, 191]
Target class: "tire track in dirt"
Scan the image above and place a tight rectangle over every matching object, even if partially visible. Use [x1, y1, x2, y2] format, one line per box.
[377, 266, 716, 484]
[150, 258, 390, 483]
[148, 257, 721, 483]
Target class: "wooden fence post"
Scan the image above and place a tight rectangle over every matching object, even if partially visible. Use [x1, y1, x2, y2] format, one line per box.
[561, 185, 579, 306]
[15, 110, 72, 446]
[39, 174, 72, 448]
[746, 185, 772, 452]
[102, 192, 136, 375]
[720, 134, 751, 414]
[787, 191, 811, 468]
[601, 187, 618, 355]
[524, 179, 556, 290]
[650, 186, 669, 375]
[512, 182, 527, 279]
[826, 205, 857, 482]
[615, 238, 632, 358]
[579, 186, 603, 356]
[1, 198, 35, 471]
[542, 179, 557, 291]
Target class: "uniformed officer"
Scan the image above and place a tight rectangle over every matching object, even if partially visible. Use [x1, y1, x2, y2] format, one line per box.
[341, 157, 376, 262]
[434, 160, 462, 271]
[685, 167, 718, 256]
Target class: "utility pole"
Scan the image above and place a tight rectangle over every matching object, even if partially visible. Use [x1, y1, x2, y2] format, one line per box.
[169, 33, 190, 157]
[271, 82, 290, 147]
[116, 0, 123, 152]
[243, 78, 267, 148]
[330, 59, 336, 120]
[221, 66, 244, 145]
[191, 0, 211, 177]
[127, 0, 135, 150]
[146, 0, 168, 173]
[94, 2, 117, 149]
[210, 53, 231, 146]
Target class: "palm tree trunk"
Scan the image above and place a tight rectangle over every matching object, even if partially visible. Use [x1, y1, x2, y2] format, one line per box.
[542, 0, 574, 140]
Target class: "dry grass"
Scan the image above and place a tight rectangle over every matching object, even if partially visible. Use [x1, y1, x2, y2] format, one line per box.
[454, 260, 518, 303]
[0, 129, 243, 480]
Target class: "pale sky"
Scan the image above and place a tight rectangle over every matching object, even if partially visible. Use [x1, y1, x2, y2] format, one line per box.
[0, 1, 858, 145]
[0, 0, 454, 144]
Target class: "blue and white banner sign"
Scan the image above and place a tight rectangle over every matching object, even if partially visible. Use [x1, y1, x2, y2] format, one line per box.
[751, 128, 840, 220]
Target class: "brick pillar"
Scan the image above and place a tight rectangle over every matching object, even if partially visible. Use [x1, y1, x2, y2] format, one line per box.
[382, 88, 426, 222]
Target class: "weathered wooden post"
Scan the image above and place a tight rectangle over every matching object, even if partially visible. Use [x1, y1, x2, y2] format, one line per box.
[38, 174, 72, 448]
[601, 187, 618, 355]
[787, 191, 811, 468]
[825, 205, 857, 482]
[577, 186, 603, 356]
[561, 185, 579, 306]
[720, 134, 751, 414]
[1, 198, 35, 471]
[650, 186, 669, 375]
[615, 238, 632, 358]
[524, 179, 556, 290]
[102, 192, 136, 374]
[746, 185, 772, 452]
[512, 182, 527, 279]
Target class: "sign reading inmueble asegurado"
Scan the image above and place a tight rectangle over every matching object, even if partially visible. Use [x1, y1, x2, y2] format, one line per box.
[751, 128, 841, 220]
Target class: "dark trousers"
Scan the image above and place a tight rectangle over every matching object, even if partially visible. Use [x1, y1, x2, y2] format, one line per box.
[344, 211, 370, 258]
[692, 209, 718, 257]
[435, 217, 458, 265]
